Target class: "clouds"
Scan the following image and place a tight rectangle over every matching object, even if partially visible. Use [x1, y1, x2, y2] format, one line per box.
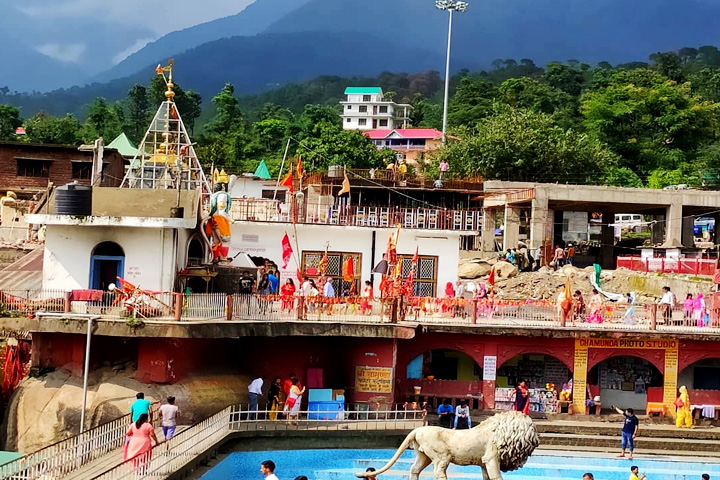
[35, 43, 87, 63]
[18, 0, 255, 35]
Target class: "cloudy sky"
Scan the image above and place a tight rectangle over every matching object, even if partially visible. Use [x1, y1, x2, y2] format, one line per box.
[17, 0, 255, 35]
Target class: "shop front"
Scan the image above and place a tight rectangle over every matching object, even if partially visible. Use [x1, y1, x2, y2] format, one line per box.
[495, 354, 571, 413]
[572, 338, 677, 416]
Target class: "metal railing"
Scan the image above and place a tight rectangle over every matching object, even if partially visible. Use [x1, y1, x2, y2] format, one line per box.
[617, 256, 716, 276]
[230, 200, 483, 231]
[0, 403, 159, 480]
[0, 289, 65, 316]
[89, 407, 423, 480]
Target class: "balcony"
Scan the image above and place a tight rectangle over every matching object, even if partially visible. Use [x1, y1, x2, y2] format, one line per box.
[304, 169, 484, 192]
[230, 199, 483, 231]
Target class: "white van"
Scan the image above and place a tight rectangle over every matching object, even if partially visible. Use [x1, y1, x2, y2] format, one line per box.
[614, 214, 643, 227]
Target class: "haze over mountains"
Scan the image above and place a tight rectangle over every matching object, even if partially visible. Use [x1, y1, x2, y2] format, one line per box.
[4, 0, 720, 103]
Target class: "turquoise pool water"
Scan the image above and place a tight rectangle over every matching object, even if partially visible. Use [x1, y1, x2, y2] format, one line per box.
[200, 449, 720, 480]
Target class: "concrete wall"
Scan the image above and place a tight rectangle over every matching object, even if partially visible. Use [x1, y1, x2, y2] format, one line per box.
[229, 178, 287, 200]
[229, 222, 461, 294]
[43, 224, 181, 290]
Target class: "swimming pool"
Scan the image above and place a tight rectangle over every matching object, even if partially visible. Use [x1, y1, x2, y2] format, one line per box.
[200, 449, 720, 480]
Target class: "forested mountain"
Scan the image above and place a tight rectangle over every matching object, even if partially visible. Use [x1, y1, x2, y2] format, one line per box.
[1, 33, 445, 117]
[93, 0, 313, 83]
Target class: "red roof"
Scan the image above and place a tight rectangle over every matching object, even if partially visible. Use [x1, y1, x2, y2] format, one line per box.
[14, 127, 26, 135]
[363, 128, 443, 140]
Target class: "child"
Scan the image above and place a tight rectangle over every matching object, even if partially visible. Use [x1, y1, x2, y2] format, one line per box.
[683, 294, 694, 325]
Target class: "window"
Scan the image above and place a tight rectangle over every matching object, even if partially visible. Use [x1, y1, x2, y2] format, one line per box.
[379, 119, 388, 127]
[16, 158, 51, 177]
[359, 105, 368, 113]
[71, 161, 92, 180]
[358, 119, 367, 126]
[379, 106, 388, 113]
[397, 254, 438, 296]
[301, 251, 362, 294]
[346, 118, 351, 123]
[346, 105, 352, 110]
[261, 189, 286, 202]
[363, 95, 371, 102]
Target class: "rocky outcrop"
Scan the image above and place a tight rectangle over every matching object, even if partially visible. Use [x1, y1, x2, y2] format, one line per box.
[492, 261, 519, 279]
[458, 261, 493, 279]
[4, 365, 250, 453]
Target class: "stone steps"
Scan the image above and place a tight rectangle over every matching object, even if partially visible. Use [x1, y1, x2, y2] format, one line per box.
[539, 432, 720, 452]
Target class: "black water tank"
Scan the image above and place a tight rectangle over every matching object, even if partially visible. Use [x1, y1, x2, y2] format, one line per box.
[55, 183, 92, 216]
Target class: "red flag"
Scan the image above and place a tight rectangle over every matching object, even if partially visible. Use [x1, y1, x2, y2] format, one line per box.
[297, 157, 304, 180]
[404, 247, 418, 292]
[281, 233, 293, 269]
[343, 256, 354, 282]
[488, 267, 495, 286]
[280, 170, 293, 193]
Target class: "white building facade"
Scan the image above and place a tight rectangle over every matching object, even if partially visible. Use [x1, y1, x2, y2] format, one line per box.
[340, 87, 411, 131]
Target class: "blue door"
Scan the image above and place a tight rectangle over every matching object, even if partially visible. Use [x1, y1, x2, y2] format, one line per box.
[89, 255, 124, 290]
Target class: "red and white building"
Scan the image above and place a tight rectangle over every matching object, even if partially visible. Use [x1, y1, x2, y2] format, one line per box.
[363, 128, 443, 164]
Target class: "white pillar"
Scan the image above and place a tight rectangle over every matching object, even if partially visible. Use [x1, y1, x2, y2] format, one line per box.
[663, 201, 683, 247]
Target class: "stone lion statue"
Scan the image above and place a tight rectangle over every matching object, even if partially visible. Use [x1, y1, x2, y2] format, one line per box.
[356, 411, 538, 480]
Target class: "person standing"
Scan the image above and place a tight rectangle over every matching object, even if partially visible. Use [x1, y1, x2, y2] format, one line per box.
[613, 406, 639, 459]
[123, 413, 158, 471]
[588, 288, 604, 323]
[261, 460, 279, 480]
[360, 280, 374, 315]
[675, 385, 693, 428]
[298, 276, 312, 319]
[248, 376, 265, 420]
[267, 270, 279, 294]
[439, 160, 449, 180]
[280, 279, 296, 311]
[284, 378, 306, 425]
[436, 399, 454, 428]
[283, 373, 300, 398]
[268, 377, 283, 421]
[566, 244, 575, 266]
[694, 293, 706, 327]
[322, 277, 335, 315]
[130, 392, 152, 422]
[258, 274, 272, 314]
[630, 466, 646, 480]
[553, 245, 565, 270]
[453, 400, 471, 429]
[515, 381, 530, 414]
[159, 396, 179, 440]
[658, 286, 676, 324]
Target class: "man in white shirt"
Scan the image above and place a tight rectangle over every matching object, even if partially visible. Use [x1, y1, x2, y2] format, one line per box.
[248, 376, 265, 420]
[658, 286, 676, 324]
[159, 396, 179, 439]
[261, 460, 279, 480]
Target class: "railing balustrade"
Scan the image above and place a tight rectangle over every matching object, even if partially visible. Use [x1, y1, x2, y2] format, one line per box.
[0, 403, 159, 480]
[89, 406, 424, 480]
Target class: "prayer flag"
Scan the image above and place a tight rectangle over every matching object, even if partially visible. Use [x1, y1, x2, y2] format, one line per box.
[281, 233, 293, 269]
[338, 172, 350, 195]
[297, 157, 304, 180]
[318, 251, 328, 274]
[343, 256, 355, 282]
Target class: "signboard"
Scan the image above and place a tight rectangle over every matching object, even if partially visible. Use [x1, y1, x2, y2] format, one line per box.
[577, 338, 677, 350]
[483, 356, 497, 381]
[663, 346, 679, 415]
[572, 342, 589, 413]
[355, 366, 393, 393]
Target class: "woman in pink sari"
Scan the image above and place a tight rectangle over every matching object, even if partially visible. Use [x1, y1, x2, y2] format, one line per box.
[123, 413, 158, 471]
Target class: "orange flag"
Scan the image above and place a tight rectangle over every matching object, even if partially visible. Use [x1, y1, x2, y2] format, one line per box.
[338, 172, 350, 195]
[296, 157, 304, 180]
[280, 170, 293, 193]
[343, 256, 354, 282]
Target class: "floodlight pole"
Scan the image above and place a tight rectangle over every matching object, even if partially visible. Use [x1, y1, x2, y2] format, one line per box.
[436, 0, 468, 144]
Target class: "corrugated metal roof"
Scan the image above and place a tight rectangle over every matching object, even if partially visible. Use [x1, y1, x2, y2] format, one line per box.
[0, 247, 43, 291]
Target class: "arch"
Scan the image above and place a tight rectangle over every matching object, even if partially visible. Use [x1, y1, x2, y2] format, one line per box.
[587, 348, 665, 373]
[406, 349, 482, 381]
[678, 357, 720, 391]
[497, 346, 574, 371]
[497, 353, 572, 389]
[92, 241, 124, 257]
[187, 237, 205, 267]
[89, 241, 124, 291]
[588, 354, 663, 411]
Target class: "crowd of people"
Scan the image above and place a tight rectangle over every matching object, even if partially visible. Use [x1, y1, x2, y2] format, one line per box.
[247, 372, 307, 425]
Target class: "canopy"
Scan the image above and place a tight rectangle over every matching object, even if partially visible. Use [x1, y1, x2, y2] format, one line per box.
[253, 159, 271, 179]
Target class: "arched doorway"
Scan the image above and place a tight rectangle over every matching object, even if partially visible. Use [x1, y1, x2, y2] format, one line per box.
[495, 353, 571, 413]
[187, 237, 205, 266]
[678, 358, 720, 417]
[403, 349, 483, 410]
[89, 241, 124, 290]
[588, 355, 663, 411]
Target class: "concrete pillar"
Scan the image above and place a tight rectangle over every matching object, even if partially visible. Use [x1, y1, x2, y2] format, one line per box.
[600, 217, 615, 269]
[529, 194, 549, 250]
[663, 201, 682, 247]
[651, 214, 665, 245]
[503, 205, 521, 251]
[681, 216, 694, 248]
[481, 342, 497, 410]
[481, 208, 496, 257]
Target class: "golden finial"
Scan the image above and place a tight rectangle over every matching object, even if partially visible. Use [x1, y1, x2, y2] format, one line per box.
[155, 59, 175, 100]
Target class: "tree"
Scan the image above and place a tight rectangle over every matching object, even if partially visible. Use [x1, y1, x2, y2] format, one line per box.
[259, 102, 295, 122]
[0, 105, 22, 140]
[25, 113, 82, 144]
[297, 104, 341, 137]
[180, 90, 202, 135]
[498, 77, 572, 114]
[126, 84, 150, 142]
[205, 84, 245, 135]
[82, 97, 122, 142]
[649, 52, 685, 82]
[297, 122, 386, 170]
[435, 104, 618, 183]
[543, 63, 586, 97]
[447, 77, 496, 127]
[254, 118, 291, 153]
[581, 70, 718, 177]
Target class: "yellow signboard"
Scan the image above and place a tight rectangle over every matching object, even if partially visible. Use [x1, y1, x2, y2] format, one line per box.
[577, 338, 677, 349]
[355, 366, 393, 393]
[572, 341, 588, 413]
[663, 347, 679, 417]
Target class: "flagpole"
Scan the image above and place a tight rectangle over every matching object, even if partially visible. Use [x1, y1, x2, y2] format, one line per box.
[274, 138, 291, 201]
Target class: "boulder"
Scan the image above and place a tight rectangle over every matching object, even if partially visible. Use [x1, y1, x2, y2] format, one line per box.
[493, 261, 519, 279]
[5, 366, 249, 452]
[458, 261, 492, 279]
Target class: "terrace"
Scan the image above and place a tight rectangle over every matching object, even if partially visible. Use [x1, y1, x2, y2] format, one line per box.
[2, 288, 719, 338]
